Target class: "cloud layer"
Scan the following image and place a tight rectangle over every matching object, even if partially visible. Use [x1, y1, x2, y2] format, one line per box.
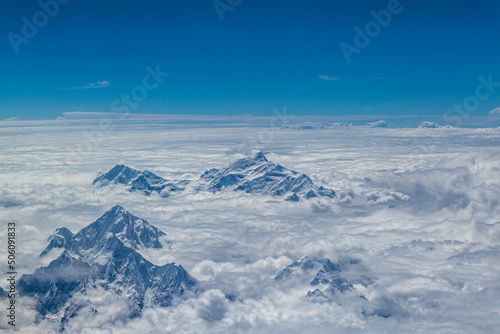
[1, 124, 500, 333]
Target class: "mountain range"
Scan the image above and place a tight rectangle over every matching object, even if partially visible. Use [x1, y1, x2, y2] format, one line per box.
[274, 255, 374, 304]
[93, 164, 189, 197]
[94, 152, 335, 201]
[15, 206, 386, 328]
[18, 205, 196, 322]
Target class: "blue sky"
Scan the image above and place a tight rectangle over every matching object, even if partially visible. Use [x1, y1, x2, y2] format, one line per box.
[1, 0, 500, 121]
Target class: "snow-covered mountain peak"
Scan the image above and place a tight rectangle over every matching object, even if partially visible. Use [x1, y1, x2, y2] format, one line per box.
[40, 206, 166, 258]
[93, 152, 336, 201]
[275, 255, 374, 303]
[221, 151, 271, 174]
[94, 165, 189, 197]
[204, 153, 336, 200]
[20, 208, 196, 321]
[40, 227, 74, 257]
[253, 151, 268, 162]
[71, 206, 165, 253]
[93, 165, 140, 186]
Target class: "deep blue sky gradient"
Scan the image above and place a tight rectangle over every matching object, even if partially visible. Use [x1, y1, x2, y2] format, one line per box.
[1, 0, 500, 121]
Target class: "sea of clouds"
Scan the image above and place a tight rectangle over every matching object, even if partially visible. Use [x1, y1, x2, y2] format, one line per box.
[0, 120, 499, 333]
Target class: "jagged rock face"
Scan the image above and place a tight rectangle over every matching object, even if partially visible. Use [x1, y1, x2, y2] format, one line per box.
[40, 205, 165, 257]
[274, 256, 328, 281]
[93, 165, 140, 186]
[202, 152, 336, 200]
[148, 263, 197, 307]
[310, 259, 354, 293]
[40, 227, 74, 257]
[93, 165, 189, 196]
[275, 256, 373, 302]
[93, 235, 195, 310]
[71, 205, 165, 253]
[306, 289, 330, 304]
[316, 186, 336, 198]
[20, 206, 196, 320]
[0, 287, 9, 299]
[18, 252, 97, 316]
[285, 193, 300, 202]
[93, 152, 335, 201]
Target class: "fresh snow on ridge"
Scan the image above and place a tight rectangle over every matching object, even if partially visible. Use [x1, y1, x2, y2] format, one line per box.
[19, 206, 196, 324]
[93, 165, 189, 197]
[39, 227, 74, 257]
[40, 205, 165, 256]
[200, 151, 336, 200]
[94, 152, 335, 201]
[275, 255, 375, 310]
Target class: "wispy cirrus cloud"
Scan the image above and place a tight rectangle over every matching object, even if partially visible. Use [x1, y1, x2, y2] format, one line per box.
[318, 75, 340, 81]
[71, 80, 111, 90]
[318, 75, 389, 81]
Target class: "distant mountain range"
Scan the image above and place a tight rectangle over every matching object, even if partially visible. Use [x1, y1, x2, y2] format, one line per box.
[93, 152, 335, 201]
[274, 255, 374, 304]
[19, 205, 196, 322]
[15, 205, 385, 328]
[93, 165, 189, 197]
